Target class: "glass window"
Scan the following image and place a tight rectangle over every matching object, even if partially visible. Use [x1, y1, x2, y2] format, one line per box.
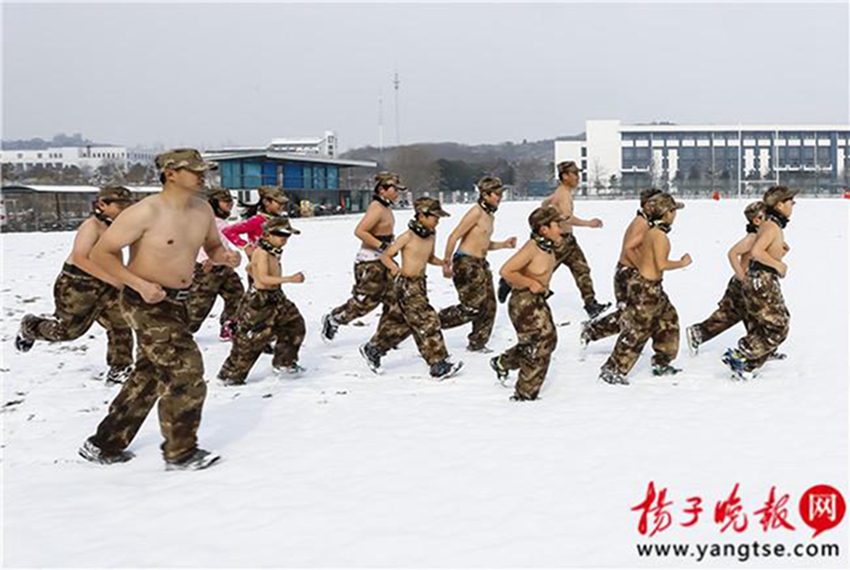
[302, 165, 312, 189]
[313, 165, 326, 189]
[262, 163, 277, 186]
[284, 164, 303, 188]
[242, 162, 262, 188]
[327, 166, 339, 189]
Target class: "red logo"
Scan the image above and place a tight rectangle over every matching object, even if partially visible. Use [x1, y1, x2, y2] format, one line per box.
[799, 485, 846, 538]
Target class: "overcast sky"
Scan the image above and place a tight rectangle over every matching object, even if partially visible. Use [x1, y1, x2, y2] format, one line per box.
[3, 2, 848, 152]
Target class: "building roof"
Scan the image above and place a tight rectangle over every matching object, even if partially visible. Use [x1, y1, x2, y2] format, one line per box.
[1, 184, 160, 195]
[620, 123, 850, 133]
[203, 151, 376, 168]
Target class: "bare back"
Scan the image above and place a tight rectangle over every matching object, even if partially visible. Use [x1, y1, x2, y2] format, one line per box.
[127, 194, 216, 288]
[65, 217, 105, 265]
[618, 215, 650, 267]
[457, 205, 495, 258]
[637, 228, 668, 282]
[400, 231, 436, 277]
[546, 185, 574, 235]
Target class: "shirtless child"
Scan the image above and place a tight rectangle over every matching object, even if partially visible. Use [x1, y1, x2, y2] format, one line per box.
[359, 197, 463, 379]
[489, 206, 565, 401]
[80, 148, 240, 470]
[439, 176, 516, 352]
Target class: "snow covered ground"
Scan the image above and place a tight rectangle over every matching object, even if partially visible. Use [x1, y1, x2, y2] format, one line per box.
[2, 198, 847, 567]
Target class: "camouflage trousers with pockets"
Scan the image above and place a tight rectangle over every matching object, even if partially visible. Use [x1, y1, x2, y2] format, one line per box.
[218, 288, 305, 382]
[499, 289, 558, 400]
[737, 268, 790, 370]
[585, 263, 638, 342]
[88, 287, 206, 463]
[553, 233, 597, 305]
[331, 260, 392, 325]
[187, 263, 245, 332]
[438, 254, 497, 350]
[22, 263, 133, 368]
[370, 275, 449, 365]
[602, 274, 680, 377]
[694, 276, 750, 343]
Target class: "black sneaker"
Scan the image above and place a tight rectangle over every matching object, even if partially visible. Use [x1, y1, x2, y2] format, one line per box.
[584, 300, 611, 320]
[685, 325, 702, 356]
[497, 278, 512, 304]
[217, 372, 245, 386]
[510, 393, 535, 402]
[321, 313, 339, 342]
[430, 359, 464, 380]
[490, 355, 509, 382]
[15, 315, 36, 353]
[262, 343, 274, 355]
[165, 449, 221, 471]
[767, 351, 787, 361]
[105, 365, 133, 385]
[467, 344, 493, 354]
[599, 368, 630, 385]
[652, 364, 682, 377]
[359, 343, 382, 374]
[78, 439, 135, 465]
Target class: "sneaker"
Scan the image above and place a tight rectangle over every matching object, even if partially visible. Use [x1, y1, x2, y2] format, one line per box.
[274, 362, 306, 377]
[321, 313, 339, 342]
[652, 364, 682, 376]
[262, 343, 274, 355]
[359, 343, 382, 374]
[430, 359, 464, 380]
[599, 368, 630, 385]
[579, 321, 592, 351]
[490, 355, 509, 383]
[510, 393, 535, 402]
[467, 344, 494, 354]
[685, 325, 702, 356]
[722, 348, 757, 380]
[78, 439, 134, 465]
[217, 372, 245, 386]
[165, 449, 221, 471]
[497, 278, 512, 304]
[219, 320, 235, 342]
[105, 365, 133, 385]
[767, 351, 787, 361]
[584, 300, 612, 320]
[15, 315, 37, 353]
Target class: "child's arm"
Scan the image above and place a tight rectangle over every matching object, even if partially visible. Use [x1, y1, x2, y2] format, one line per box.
[381, 232, 411, 276]
[727, 234, 755, 281]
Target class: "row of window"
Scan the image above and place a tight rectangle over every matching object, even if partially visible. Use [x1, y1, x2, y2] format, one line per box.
[219, 161, 341, 190]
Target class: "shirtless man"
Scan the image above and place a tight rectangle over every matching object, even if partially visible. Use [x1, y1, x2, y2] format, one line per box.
[723, 186, 797, 379]
[359, 197, 463, 379]
[79, 148, 240, 470]
[686, 201, 766, 355]
[599, 193, 691, 385]
[541, 160, 609, 319]
[321, 171, 404, 341]
[218, 217, 306, 385]
[16, 186, 135, 384]
[489, 206, 565, 401]
[438, 176, 516, 352]
[580, 188, 661, 351]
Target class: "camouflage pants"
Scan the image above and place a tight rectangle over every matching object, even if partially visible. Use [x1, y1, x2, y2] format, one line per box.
[499, 289, 558, 400]
[370, 275, 449, 365]
[22, 263, 133, 368]
[554, 233, 597, 304]
[88, 287, 206, 462]
[187, 263, 245, 332]
[585, 263, 638, 342]
[218, 288, 305, 382]
[331, 260, 392, 325]
[737, 269, 790, 370]
[602, 275, 680, 377]
[693, 276, 750, 343]
[438, 254, 497, 350]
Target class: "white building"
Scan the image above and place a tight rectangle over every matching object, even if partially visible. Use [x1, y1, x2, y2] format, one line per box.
[1, 145, 157, 172]
[206, 131, 338, 159]
[555, 120, 850, 195]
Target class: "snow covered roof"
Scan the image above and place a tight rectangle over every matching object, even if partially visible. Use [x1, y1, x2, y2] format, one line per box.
[203, 151, 376, 169]
[1, 184, 159, 194]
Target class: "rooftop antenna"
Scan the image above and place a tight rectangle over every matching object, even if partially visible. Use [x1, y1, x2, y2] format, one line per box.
[378, 91, 384, 164]
[393, 70, 400, 147]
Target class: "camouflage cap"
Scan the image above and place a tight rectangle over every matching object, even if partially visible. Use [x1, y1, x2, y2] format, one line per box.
[557, 160, 580, 178]
[639, 187, 663, 207]
[154, 148, 217, 172]
[762, 186, 799, 208]
[744, 201, 766, 222]
[97, 186, 133, 202]
[414, 196, 450, 217]
[644, 193, 685, 220]
[258, 185, 289, 204]
[375, 171, 407, 191]
[477, 176, 504, 194]
[263, 216, 300, 236]
[528, 205, 567, 231]
[207, 188, 233, 202]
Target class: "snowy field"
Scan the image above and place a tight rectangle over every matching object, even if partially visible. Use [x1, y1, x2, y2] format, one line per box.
[2, 198, 847, 567]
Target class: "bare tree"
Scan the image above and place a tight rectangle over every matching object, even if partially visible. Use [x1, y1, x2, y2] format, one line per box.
[387, 145, 440, 197]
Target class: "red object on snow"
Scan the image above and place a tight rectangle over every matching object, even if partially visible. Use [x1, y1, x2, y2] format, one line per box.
[712, 191, 721, 201]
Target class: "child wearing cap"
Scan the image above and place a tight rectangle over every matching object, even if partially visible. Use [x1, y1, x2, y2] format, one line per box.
[218, 217, 306, 385]
[16, 186, 136, 384]
[580, 188, 662, 353]
[438, 176, 517, 353]
[685, 201, 767, 356]
[489, 206, 565, 401]
[723, 186, 797, 379]
[186, 188, 244, 340]
[359, 196, 463, 380]
[599, 193, 691, 385]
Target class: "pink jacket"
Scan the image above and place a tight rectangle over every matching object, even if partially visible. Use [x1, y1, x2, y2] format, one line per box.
[221, 213, 273, 249]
